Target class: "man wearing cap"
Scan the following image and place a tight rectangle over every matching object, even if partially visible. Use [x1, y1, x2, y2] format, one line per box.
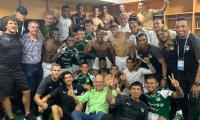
[0, 6, 28, 35]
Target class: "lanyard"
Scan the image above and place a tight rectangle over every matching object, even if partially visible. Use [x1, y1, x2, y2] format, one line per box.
[177, 32, 190, 59]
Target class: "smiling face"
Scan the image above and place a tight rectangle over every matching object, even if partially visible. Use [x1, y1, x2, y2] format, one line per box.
[96, 31, 104, 42]
[64, 74, 74, 86]
[145, 78, 158, 93]
[94, 74, 104, 91]
[110, 27, 119, 36]
[93, 8, 100, 17]
[76, 30, 85, 42]
[157, 30, 168, 42]
[5, 20, 18, 34]
[138, 35, 148, 50]
[51, 66, 61, 79]
[119, 14, 128, 27]
[110, 66, 119, 76]
[66, 37, 75, 49]
[51, 30, 60, 41]
[28, 22, 39, 36]
[80, 63, 89, 74]
[77, 5, 84, 14]
[44, 15, 53, 26]
[138, 2, 145, 11]
[175, 20, 190, 39]
[130, 85, 143, 99]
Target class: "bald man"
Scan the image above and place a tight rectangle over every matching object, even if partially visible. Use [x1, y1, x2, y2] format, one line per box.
[137, 0, 169, 29]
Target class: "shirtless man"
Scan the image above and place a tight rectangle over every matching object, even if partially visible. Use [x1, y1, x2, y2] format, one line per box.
[108, 24, 135, 71]
[99, 5, 114, 31]
[42, 28, 62, 78]
[89, 6, 104, 32]
[83, 29, 115, 70]
[137, 0, 169, 29]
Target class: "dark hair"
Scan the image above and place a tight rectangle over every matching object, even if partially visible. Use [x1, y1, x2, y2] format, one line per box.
[81, 62, 89, 66]
[66, 35, 75, 41]
[101, 5, 107, 10]
[99, 57, 106, 62]
[4, 16, 19, 28]
[85, 19, 93, 25]
[93, 6, 99, 11]
[76, 28, 84, 33]
[62, 71, 73, 79]
[176, 16, 190, 26]
[110, 65, 119, 70]
[145, 75, 158, 82]
[110, 24, 118, 30]
[139, 1, 145, 4]
[154, 18, 164, 24]
[49, 27, 59, 38]
[62, 5, 69, 11]
[138, 33, 147, 39]
[130, 81, 143, 92]
[76, 4, 83, 9]
[129, 20, 138, 25]
[126, 57, 134, 62]
[96, 29, 102, 33]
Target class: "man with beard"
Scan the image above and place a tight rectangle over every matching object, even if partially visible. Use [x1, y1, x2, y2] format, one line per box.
[42, 28, 62, 78]
[83, 29, 115, 70]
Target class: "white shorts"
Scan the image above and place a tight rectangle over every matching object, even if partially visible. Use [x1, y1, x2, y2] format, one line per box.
[115, 56, 128, 71]
[92, 57, 112, 70]
[72, 64, 80, 73]
[148, 112, 159, 120]
[62, 67, 72, 73]
[42, 62, 54, 78]
[87, 59, 95, 69]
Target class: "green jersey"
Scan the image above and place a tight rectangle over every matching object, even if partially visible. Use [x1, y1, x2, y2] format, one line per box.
[75, 72, 95, 86]
[73, 41, 88, 65]
[144, 87, 173, 120]
[56, 46, 79, 69]
[84, 32, 95, 60]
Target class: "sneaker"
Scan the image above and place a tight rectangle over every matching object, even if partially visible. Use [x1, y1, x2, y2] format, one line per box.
[176, 110, 183, 117]
[24, 113, 36, 120]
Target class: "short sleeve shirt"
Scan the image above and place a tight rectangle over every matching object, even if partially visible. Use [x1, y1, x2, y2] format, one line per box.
[75, 72, 95, 86]
[138, 45, 164, 72]
[56, 46, 79, 68]
[144, 87, 173, 120]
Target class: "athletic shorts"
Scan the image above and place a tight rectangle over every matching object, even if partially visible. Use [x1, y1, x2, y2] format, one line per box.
[115, 56, 128, 71]
[61, 107, 73, 120]
[0, 70, 30, 97]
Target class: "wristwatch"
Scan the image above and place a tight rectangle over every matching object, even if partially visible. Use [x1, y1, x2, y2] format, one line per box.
[194, 82, 200, 86]
[163, 76, 167, 80]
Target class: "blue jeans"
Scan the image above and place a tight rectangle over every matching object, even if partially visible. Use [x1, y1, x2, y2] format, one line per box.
[21, 63, 43, 110]
[71, 110, 105, 120]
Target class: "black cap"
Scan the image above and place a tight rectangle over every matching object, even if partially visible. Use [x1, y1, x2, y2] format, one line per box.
[16, 6, 27, 15]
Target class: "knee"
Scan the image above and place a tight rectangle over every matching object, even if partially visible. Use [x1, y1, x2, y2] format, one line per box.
[0, 96, 10, 102]
[71, 110, 81, 117]
[51, 105, 58, 112]
[22, 89, 30, 96]
[75, 102, 83, 111]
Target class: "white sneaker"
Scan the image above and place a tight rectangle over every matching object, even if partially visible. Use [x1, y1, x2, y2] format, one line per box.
[176, 110, 183, 117]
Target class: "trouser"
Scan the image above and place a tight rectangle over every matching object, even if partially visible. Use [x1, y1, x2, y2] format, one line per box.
[72, 64, 80, 73]
[62, 67, 73, 73]
[42, 62, 54, 78]
[177, 72, 200, 120]
[115, 56, 129, 72]
[21, 63, 43, 110]
[71, 110, 105, 120]
[87, 59, 95, 69]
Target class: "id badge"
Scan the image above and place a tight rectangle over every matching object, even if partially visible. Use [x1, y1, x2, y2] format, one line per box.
[178, 59, 184, 71]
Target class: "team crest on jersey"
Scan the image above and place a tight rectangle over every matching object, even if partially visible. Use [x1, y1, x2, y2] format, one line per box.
[156, 96, 161, 101]
[86, 78, 90, 82]
[71, 53, 74, 57]
[141, 108, 144, 113]
[59, 82, 63, 86]
[148, 54, 152, 58]
[73, 89, 77, 94]
[170, 46, 174, 50]
[185, 45, 190, 50]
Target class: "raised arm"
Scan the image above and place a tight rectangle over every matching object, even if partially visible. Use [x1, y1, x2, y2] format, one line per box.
[120, 72, 131, 90]
[106, 74, 116, 105]
[83, 39, 95, 55]
[168, 74, 184, 98]
[151, 0, 169, 14]
[140, 57, 156, 74]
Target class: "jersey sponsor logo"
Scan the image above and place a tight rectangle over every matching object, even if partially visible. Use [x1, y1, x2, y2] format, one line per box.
[71, 53, 74, 57]
[141, 107, 144, 113]
[149, 103, 164, 108]
[148, 54, 152, 58]
[126, 102, 131, 106]
[59, 82, 63, 86]
[49, 86, 52, 89]
[170, 46, 174, 50]
[86, 78, 90, 82]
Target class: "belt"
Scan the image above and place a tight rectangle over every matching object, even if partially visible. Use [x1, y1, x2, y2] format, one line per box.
[22, 62, 40, 67]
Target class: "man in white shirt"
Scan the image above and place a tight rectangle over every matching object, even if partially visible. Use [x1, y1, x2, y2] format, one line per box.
[56, 5, 75, 41]
[122, 57, 156, 95]
[149, 18, 176, 47]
